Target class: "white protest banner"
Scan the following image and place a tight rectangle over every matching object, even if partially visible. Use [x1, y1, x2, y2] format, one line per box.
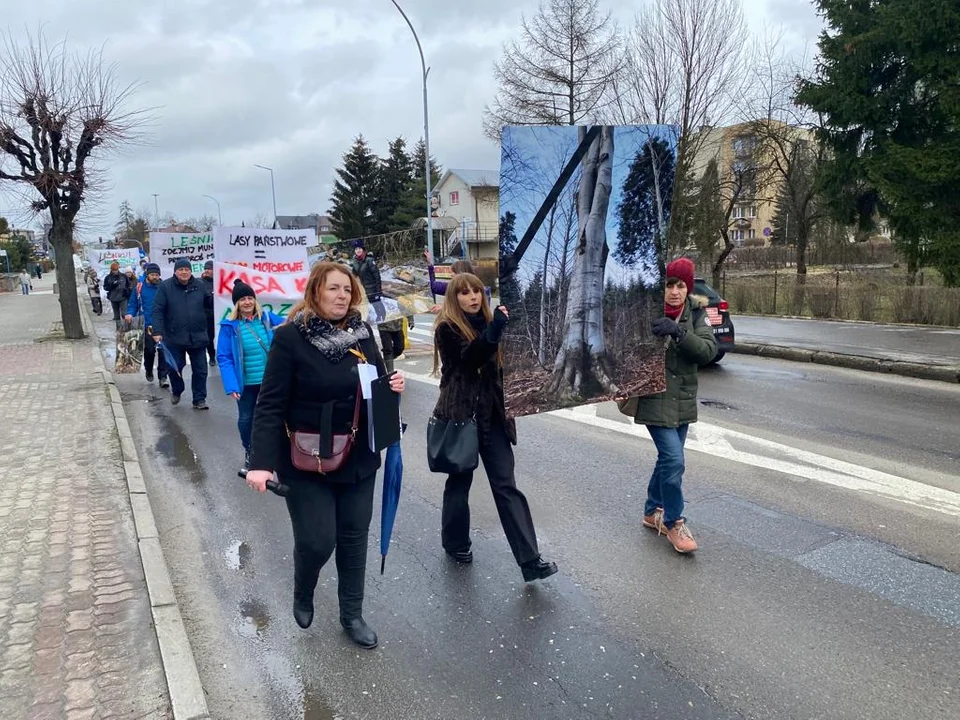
[213, 226, 313, 272]
[149, 232, 215, 278]
[85, 247, 140, 275]
[213, 262, 309, 327]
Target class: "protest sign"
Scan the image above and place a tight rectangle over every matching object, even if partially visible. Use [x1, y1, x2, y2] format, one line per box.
[213, 227, 313, 271]
[85, 247, 140, 276]
[149, 232, 215, 278]
[213, 262, 309, 326]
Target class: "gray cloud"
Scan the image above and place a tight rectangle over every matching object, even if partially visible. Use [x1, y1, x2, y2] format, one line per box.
[0, 0, 821, 239]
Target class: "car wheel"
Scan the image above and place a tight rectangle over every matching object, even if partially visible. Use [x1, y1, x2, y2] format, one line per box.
[709, 350, 726, 365]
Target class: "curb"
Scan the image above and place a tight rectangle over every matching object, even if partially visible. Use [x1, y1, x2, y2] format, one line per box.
[80, 300, 211, 720]
[731, 342, 960, 384]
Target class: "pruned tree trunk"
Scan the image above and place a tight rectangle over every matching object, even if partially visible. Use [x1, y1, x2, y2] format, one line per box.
[548, 126, 619, 399]
[51, 217, 84, 339]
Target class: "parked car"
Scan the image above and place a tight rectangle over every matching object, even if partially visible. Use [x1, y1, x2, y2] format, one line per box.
[693, 277, 735, 363]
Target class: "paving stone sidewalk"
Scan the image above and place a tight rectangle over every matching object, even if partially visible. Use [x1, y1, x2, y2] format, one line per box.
[0, 282, 171, 719]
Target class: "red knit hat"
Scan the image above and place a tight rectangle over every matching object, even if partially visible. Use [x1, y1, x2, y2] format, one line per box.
[666, 257, 695, 291]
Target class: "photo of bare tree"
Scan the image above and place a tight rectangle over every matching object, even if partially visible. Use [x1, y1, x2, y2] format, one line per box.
[500, 125, 677, 417]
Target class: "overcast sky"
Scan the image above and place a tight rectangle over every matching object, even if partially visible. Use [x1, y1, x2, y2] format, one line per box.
[0, 0, 822, 241]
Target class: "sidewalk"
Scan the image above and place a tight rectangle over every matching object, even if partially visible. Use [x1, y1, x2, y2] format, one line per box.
[0, 278, 174, 719]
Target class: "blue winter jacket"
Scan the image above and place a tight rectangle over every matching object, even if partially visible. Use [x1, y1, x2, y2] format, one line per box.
[216, 312, 286, 396]
[127, 280, 161, 330]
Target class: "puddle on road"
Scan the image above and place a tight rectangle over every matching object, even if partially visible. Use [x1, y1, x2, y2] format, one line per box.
[302, 682, 341, 720]
[153, 415, 204, 485]
[237, 598, 271, 639]
[225, 540, 252, 571]
[700, 398, 736, 411]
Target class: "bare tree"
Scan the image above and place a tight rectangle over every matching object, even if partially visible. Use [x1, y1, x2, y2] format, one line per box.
[611, 0, 748, 257]
[0, 33, 147, 338]
[548, 126, 618, 397]
[484, 0, 624, 140]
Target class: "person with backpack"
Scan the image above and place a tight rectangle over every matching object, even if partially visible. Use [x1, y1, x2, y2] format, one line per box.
[126, 263, 169, 388]
[216, 279, 285, 473]
[431, 272, 558, 583]
[619, 257, 717, 554]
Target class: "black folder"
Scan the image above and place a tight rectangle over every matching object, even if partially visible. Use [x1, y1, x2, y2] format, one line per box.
[369, 373, 402, 452]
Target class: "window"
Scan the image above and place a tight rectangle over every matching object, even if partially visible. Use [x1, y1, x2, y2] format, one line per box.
[733, 205, 757, 219]
[449, 191, 460, 205]
[748, 229, 756, 240]
[732, 134, 756, 157]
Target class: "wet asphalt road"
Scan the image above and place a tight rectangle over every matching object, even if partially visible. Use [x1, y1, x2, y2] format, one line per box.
[98, 316, 960, 720]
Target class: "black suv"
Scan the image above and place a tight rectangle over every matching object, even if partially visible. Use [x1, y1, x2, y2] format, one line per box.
[693, 278, 735, 363]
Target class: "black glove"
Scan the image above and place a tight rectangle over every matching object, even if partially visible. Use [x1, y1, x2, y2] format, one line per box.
[651, 316, 685, 342]
[485, 307, 509, 343]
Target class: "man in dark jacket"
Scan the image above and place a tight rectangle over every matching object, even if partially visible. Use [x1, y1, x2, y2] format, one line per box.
[102, 262, 132, 329]
[126, 263, 169, 388]
[201, 259, 217, 366]
[349, 240, 381, 301]
[151, 258, 213, 409]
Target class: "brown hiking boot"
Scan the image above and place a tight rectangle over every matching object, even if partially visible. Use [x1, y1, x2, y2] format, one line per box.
[666, 520, 698, 553]
[642, 508, 664, 532]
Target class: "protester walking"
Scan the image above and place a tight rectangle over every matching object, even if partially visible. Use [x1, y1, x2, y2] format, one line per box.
[245, 262, 404, 649]
[423, 250, 491, 311]
[431, 273, 558, 582]
[35, 265, 42, 281]
[18, 269, 32, 295]
[201, 260, 217, 366]
[126, 263, 169, 388]
[102, 262, 132, 329]
[84, 268, 103, 315]
[216, 279, 285, 473]
[619, 257, 717, 554]
[349, 240, 407, 369]
[150, 258, 214, 409]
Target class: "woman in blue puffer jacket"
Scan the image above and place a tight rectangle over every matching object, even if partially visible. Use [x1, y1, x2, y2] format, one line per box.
[216, 279, 285, 472]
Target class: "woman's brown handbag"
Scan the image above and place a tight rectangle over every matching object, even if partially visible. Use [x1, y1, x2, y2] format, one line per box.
[288, 384, 362, 474]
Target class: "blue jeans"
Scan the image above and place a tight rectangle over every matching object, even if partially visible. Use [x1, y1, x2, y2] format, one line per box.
[644, 424, 689, 528]
[236, 385, 260, 452]
[21, 284, 29, 295]
[166, 344, 208, 405]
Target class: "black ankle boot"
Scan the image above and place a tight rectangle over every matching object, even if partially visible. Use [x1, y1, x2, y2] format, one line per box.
[445, 548, 473, 564]
[293, 594, 314, 629]
[521, 557, 559, 582]
[340, 617, 378, 649]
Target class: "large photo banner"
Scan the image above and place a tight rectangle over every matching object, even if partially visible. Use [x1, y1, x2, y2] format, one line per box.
[213, 226, 313, 271]
[499, 125, 675, 418]
[85, 247, 140, 275]
[149, 232, 215, 278]
[213, 262, 310, 327]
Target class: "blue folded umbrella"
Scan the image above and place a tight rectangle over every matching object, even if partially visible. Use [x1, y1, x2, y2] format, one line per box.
[156, 341, 183, 383]
[379, 439, 404, 575]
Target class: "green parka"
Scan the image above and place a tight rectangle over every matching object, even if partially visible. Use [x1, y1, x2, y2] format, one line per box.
[626, 295, 717, 428]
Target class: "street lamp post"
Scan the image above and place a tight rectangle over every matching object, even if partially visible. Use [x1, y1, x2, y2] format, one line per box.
[390, 0, 434, 262]
[151, 194, 160, 231]
[253, 165, 278, 227]
[202, 195, 223, 225]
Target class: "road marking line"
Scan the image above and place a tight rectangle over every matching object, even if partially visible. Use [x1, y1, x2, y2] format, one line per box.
[405, 371, 960, 518]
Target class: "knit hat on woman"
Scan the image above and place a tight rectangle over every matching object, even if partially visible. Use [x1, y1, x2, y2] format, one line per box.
[665, 257, 695, 291]
[232, 279, 256, 304]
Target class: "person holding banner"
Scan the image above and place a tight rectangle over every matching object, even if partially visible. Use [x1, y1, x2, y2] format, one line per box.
[151, 258, 214, 409]
[431, 273, 558, 583]
[216, 279, 285, 473]
[245, 262, 405, 649]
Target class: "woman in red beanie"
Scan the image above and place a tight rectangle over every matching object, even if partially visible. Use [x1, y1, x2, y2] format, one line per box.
[624, 257, 717, 553]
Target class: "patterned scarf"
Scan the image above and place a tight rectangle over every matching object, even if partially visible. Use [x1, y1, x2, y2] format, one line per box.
[293, 310, 370, 363]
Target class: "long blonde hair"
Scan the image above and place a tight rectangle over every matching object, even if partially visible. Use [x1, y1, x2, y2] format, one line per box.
[432, 272, 497, 375]
[287, 262, 366, 326]
[228, 297, 263, 321]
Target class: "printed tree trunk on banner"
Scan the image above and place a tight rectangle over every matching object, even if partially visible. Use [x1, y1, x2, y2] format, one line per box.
[547, 126, 619, 399]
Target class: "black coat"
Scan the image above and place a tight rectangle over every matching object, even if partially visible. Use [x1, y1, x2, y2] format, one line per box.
[432, 318, 517, 445]
[103, 272, 131, 303]
[151, 276, 213, 348]
[201, 275, 215, 320]
[350, 256, 382, 299]
[250, 320, 387, 483]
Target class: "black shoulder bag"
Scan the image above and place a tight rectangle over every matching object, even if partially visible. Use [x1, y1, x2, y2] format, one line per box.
[427, 373, 480, 475]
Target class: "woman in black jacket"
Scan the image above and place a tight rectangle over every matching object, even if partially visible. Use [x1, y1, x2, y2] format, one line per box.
[245, 262, 405, 649]
[432, 273, 557, 582]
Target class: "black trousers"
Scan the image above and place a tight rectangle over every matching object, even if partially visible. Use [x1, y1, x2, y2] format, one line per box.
[378, 327, 404, 372]
[110, 299, 128, 329]
[285, 472, 376, 620]
[142, 333, 168, 380]
[206, 314, 216, 361]
[441, 422, 540, 565]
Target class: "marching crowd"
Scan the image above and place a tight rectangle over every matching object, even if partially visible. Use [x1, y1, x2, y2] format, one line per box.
[84, 248, 715, 650]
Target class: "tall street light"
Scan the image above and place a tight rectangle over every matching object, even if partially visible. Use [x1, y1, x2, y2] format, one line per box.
[151, 193, 160, 231]
[390, 0, 434, 261]
[202, 195, 222, 225]
[253, 164, 278, 227]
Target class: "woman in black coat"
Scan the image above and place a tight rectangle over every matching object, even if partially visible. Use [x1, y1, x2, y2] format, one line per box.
[245, 262, 405, 649]
[432, 273, 557, 582]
